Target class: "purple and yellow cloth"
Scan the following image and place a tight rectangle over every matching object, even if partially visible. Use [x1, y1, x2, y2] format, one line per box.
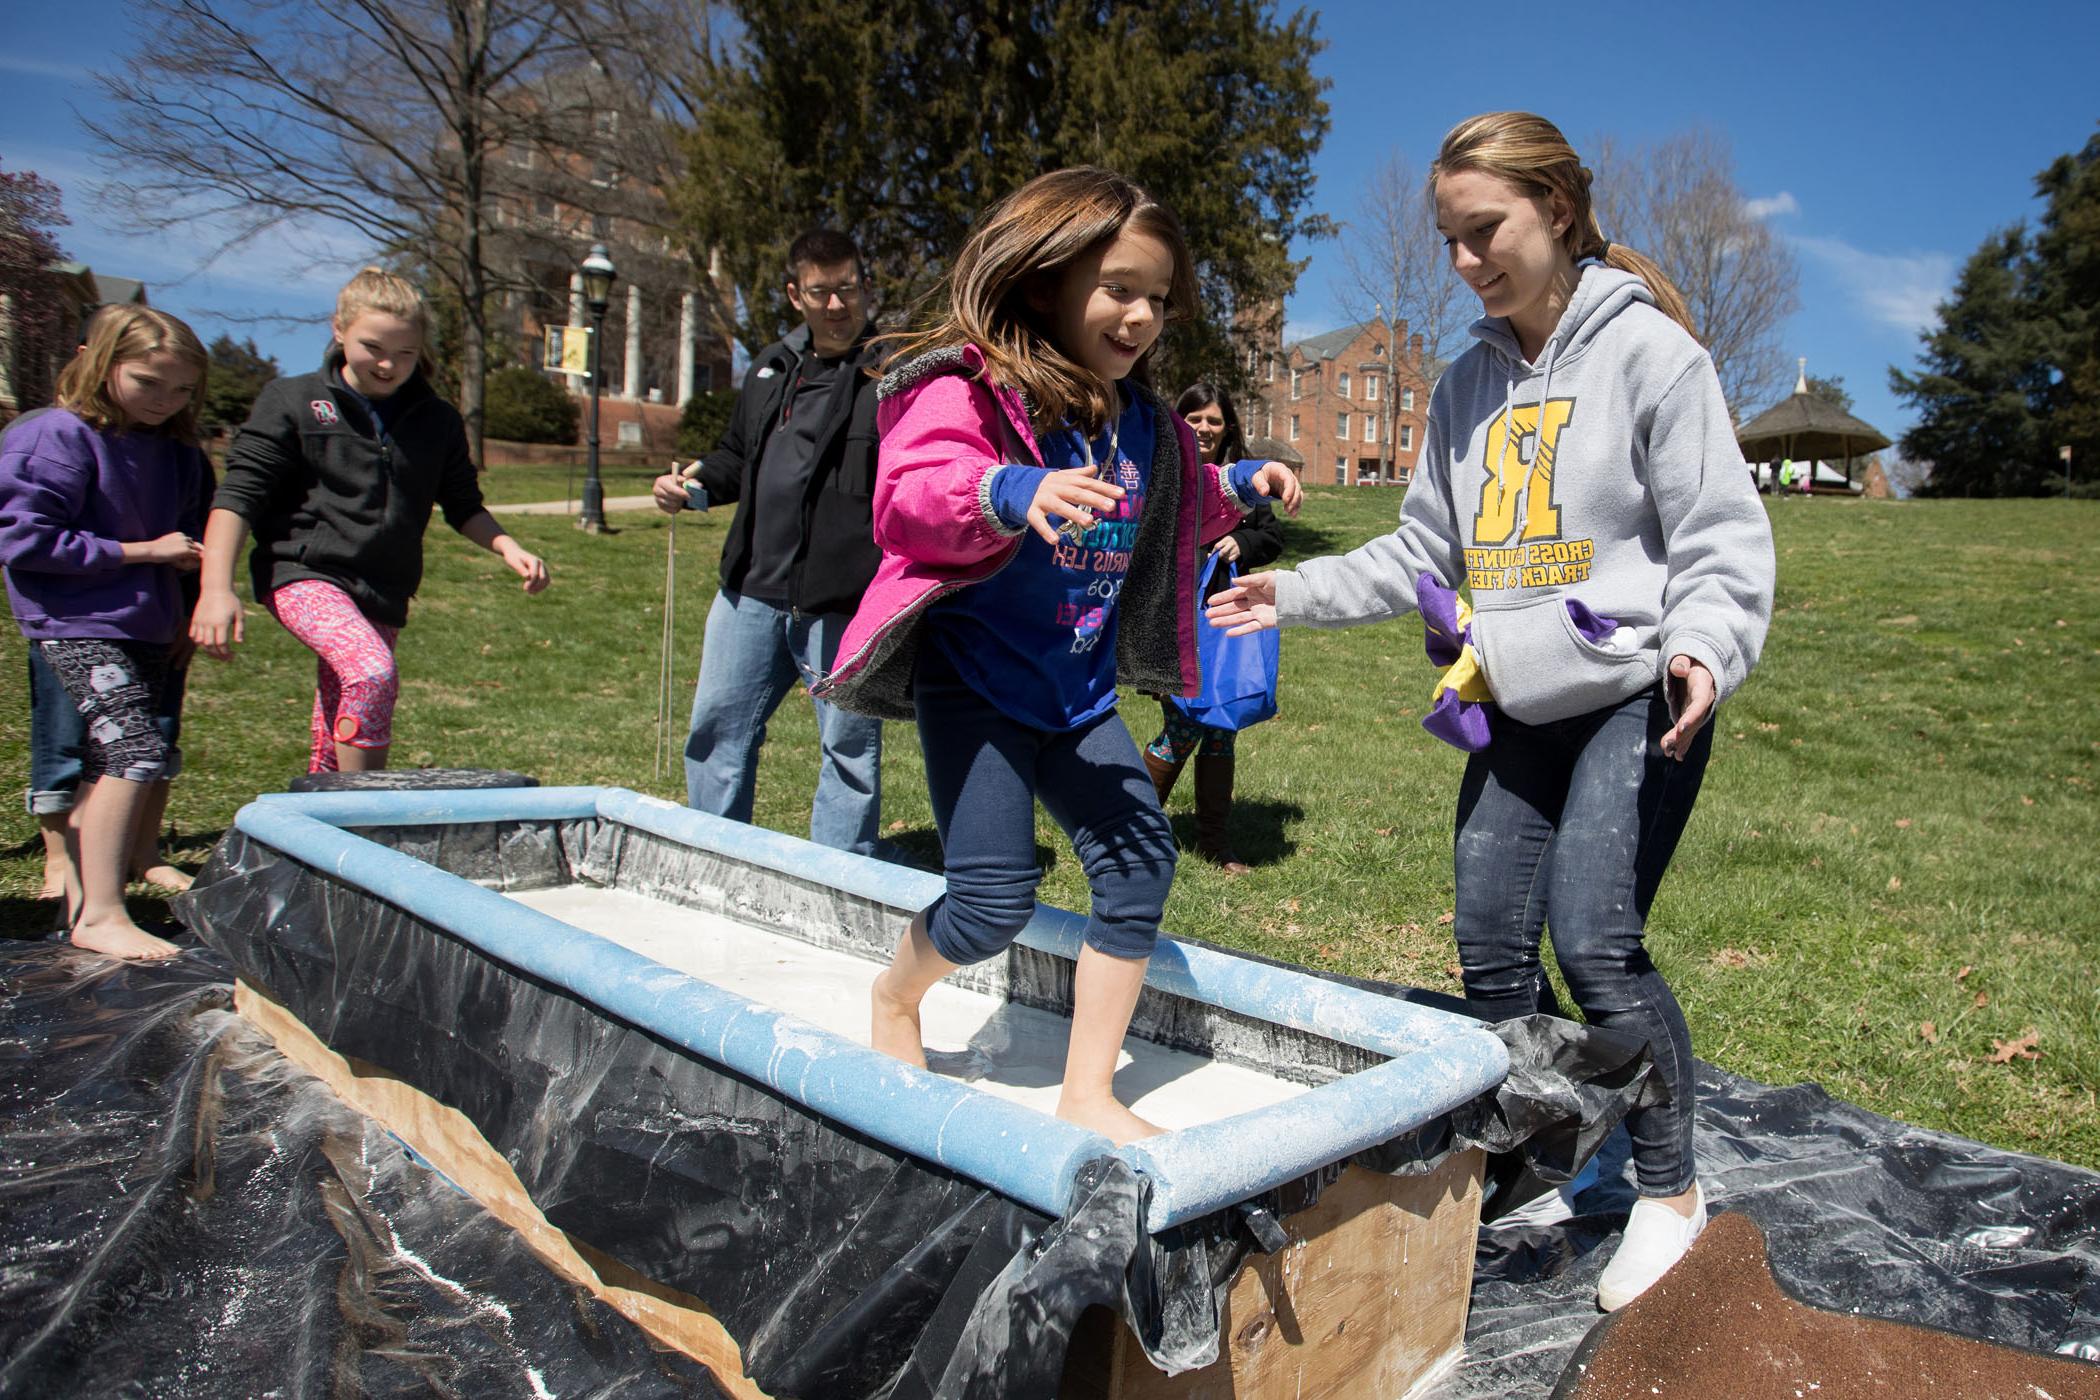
[1416, 573, 1618, 752]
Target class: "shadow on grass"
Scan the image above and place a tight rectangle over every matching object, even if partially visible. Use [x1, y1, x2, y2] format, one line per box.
[1164, 797, 1304, 868]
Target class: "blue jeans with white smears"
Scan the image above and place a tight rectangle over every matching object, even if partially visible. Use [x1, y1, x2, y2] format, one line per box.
[1452, 686, 1710, 1198]
[682, 589, 883, 854]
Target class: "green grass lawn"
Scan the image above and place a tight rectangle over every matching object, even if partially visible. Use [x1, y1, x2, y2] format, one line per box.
[476, 460, 666, 507]
[3, 490, 2095, 1169]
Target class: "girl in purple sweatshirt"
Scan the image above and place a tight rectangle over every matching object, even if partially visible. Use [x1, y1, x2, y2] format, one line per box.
[0, 307, 210, 960]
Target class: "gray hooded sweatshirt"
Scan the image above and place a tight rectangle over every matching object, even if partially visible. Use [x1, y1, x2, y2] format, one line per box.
[1274, 264, 1775, 724]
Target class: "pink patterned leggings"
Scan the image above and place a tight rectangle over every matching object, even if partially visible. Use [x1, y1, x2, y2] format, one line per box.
[267, 579, 402, 773]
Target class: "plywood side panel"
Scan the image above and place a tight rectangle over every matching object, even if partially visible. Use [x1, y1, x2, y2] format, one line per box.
[1063, 1154, 1482, 1400]
[234, 978, 771, 1398]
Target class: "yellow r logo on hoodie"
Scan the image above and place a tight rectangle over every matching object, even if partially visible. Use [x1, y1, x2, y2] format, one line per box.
[1473, 399, 1576, 545]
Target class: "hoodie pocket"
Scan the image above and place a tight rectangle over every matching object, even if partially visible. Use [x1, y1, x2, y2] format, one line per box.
[1472, 591, 1657, 725]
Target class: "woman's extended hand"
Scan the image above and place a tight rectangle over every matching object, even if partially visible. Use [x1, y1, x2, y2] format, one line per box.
[1250, 462, 1302, 516]
[1205, 570, 1280, 636]
[1026, 464, 1125, 546]
[1660, 654, 1716, 761]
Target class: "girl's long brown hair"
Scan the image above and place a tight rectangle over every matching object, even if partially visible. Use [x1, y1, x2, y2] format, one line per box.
[885, 167, 1199, 433]
[1432, 111, 1697, 338]
[55, 305, 210, 444]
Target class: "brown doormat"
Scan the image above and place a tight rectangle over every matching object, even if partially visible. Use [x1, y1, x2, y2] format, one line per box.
[1553, 1211, 2100, 1399]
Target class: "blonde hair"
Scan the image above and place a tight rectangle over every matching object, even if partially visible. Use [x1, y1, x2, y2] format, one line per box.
[334, 266, 428, 333]
[885, 167, 1200, 433]
[55, 305, 210, 443]
[1432, 111, 1696, 338]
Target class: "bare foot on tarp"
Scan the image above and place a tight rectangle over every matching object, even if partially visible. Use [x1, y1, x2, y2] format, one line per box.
[1057, 1091, 1163, 1147]
[869, 974, 929, 1069]
[71, 918, 181, 961]
[133, 863, 193, 893]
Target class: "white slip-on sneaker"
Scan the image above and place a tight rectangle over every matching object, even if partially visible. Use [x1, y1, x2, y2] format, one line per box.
[1595, 1182, 1707, 1311]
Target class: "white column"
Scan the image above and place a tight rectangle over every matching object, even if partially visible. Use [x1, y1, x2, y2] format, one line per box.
[623, 283, 643, 400]
[566, 272, 586, 394]
[677, 290, 699, 406]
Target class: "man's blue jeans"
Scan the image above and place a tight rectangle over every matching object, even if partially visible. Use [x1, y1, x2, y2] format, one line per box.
[1452, 687, 1711, 1198]
[683, 589, 882, 854]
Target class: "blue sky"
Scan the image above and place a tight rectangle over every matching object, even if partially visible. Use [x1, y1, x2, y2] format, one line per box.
[6, 0, 2097, 440]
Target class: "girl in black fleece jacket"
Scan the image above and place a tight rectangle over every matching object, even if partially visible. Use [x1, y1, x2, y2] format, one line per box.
[189, 268, 550, 772]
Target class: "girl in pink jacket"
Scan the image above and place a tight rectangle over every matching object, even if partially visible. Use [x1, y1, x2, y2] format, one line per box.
[817, 168, 1300, 1144]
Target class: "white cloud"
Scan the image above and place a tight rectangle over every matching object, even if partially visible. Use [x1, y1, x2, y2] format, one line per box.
[1743, 191, 1799, 221]
[1790, 234, 1957, 337]
[0, 55, 94, 83]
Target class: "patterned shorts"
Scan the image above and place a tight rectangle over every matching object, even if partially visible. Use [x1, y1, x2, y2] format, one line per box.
[37, 638, 173, 784]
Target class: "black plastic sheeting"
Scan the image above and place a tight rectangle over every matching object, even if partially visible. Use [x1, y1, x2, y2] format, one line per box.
[6, 856, 2097, 1397]
[0, 945, 731, 1399]
[166, 825, 1639, 1398]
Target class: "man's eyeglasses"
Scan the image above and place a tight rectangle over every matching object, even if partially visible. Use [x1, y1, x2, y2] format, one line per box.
[794, 281, 864, 305]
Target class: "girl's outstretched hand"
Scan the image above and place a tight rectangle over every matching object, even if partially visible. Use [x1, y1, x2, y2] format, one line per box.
[1660, 654, 1715, 761]
[1250, 462, 1302, 516]
[1205, 571, 1280, 636]
[501, 542, 551, 594]
[1026, 464, 1125, 546]
[189, 590, 244, 660]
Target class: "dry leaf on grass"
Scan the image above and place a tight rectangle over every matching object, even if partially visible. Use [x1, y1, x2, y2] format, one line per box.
[1988, 1028, 2041, 1064]
[1888, 876, 1903, 891]
[1920, 1021, 1939, 1044]
[1896, 818, 1913, 829]
[1956, 965, 1973, 981]
[1974, 990, 1989, 1009]
[1712, 947, 1756, 970]
[1437, 910, 1455, 926]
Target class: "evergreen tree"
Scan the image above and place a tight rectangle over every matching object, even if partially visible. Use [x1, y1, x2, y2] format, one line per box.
[1893, 125, 2100, 497]
[200, 334, 280, 431]
[673, 0, 1329, 394]
[2030, 130, 2100, 491]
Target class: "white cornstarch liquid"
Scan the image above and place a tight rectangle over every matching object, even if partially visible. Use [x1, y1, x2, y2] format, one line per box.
[505, 885, 1307, 1130]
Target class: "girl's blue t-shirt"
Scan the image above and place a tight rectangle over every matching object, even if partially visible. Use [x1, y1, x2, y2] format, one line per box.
[926, 391, 1156, 732]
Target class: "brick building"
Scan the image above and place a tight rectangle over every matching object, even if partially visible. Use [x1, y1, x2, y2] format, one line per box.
[1244, 320, 1435, 487]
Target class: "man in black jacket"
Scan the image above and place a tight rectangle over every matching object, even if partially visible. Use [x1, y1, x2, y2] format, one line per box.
[652, 229, 884, 853]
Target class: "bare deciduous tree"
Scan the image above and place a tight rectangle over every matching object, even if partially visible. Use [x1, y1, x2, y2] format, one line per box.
[1332, 151, 1467, 474]
[85, 0, 704, 461]
[1334, 151, 1468, 368]
[1591, 130, 1799, 413]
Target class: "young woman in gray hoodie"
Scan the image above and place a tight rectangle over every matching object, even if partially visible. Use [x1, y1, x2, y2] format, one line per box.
[1209, 111, 1775, 1311]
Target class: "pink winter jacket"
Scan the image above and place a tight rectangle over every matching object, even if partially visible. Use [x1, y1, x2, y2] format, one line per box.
[813, 344, 1257, 721]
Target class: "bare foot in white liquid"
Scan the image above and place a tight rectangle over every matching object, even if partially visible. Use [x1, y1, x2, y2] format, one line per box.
[1057, 1091, 1163, 1147]
[869, 973, 928, 1069]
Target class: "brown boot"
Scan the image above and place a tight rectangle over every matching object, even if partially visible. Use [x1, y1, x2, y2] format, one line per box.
[1193, 752, 1251, 874]
[1143, 748, 1187, 806]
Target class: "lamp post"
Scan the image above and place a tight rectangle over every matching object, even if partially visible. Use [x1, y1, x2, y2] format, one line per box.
[578, 243, 617, 534]
[1374, 301, 1394, 486]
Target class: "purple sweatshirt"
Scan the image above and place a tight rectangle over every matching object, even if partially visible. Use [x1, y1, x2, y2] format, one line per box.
[0, 408, 209, 644]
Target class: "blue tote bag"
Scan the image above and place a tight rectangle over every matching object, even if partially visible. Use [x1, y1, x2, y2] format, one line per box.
[1172, 557, 1280, 732]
